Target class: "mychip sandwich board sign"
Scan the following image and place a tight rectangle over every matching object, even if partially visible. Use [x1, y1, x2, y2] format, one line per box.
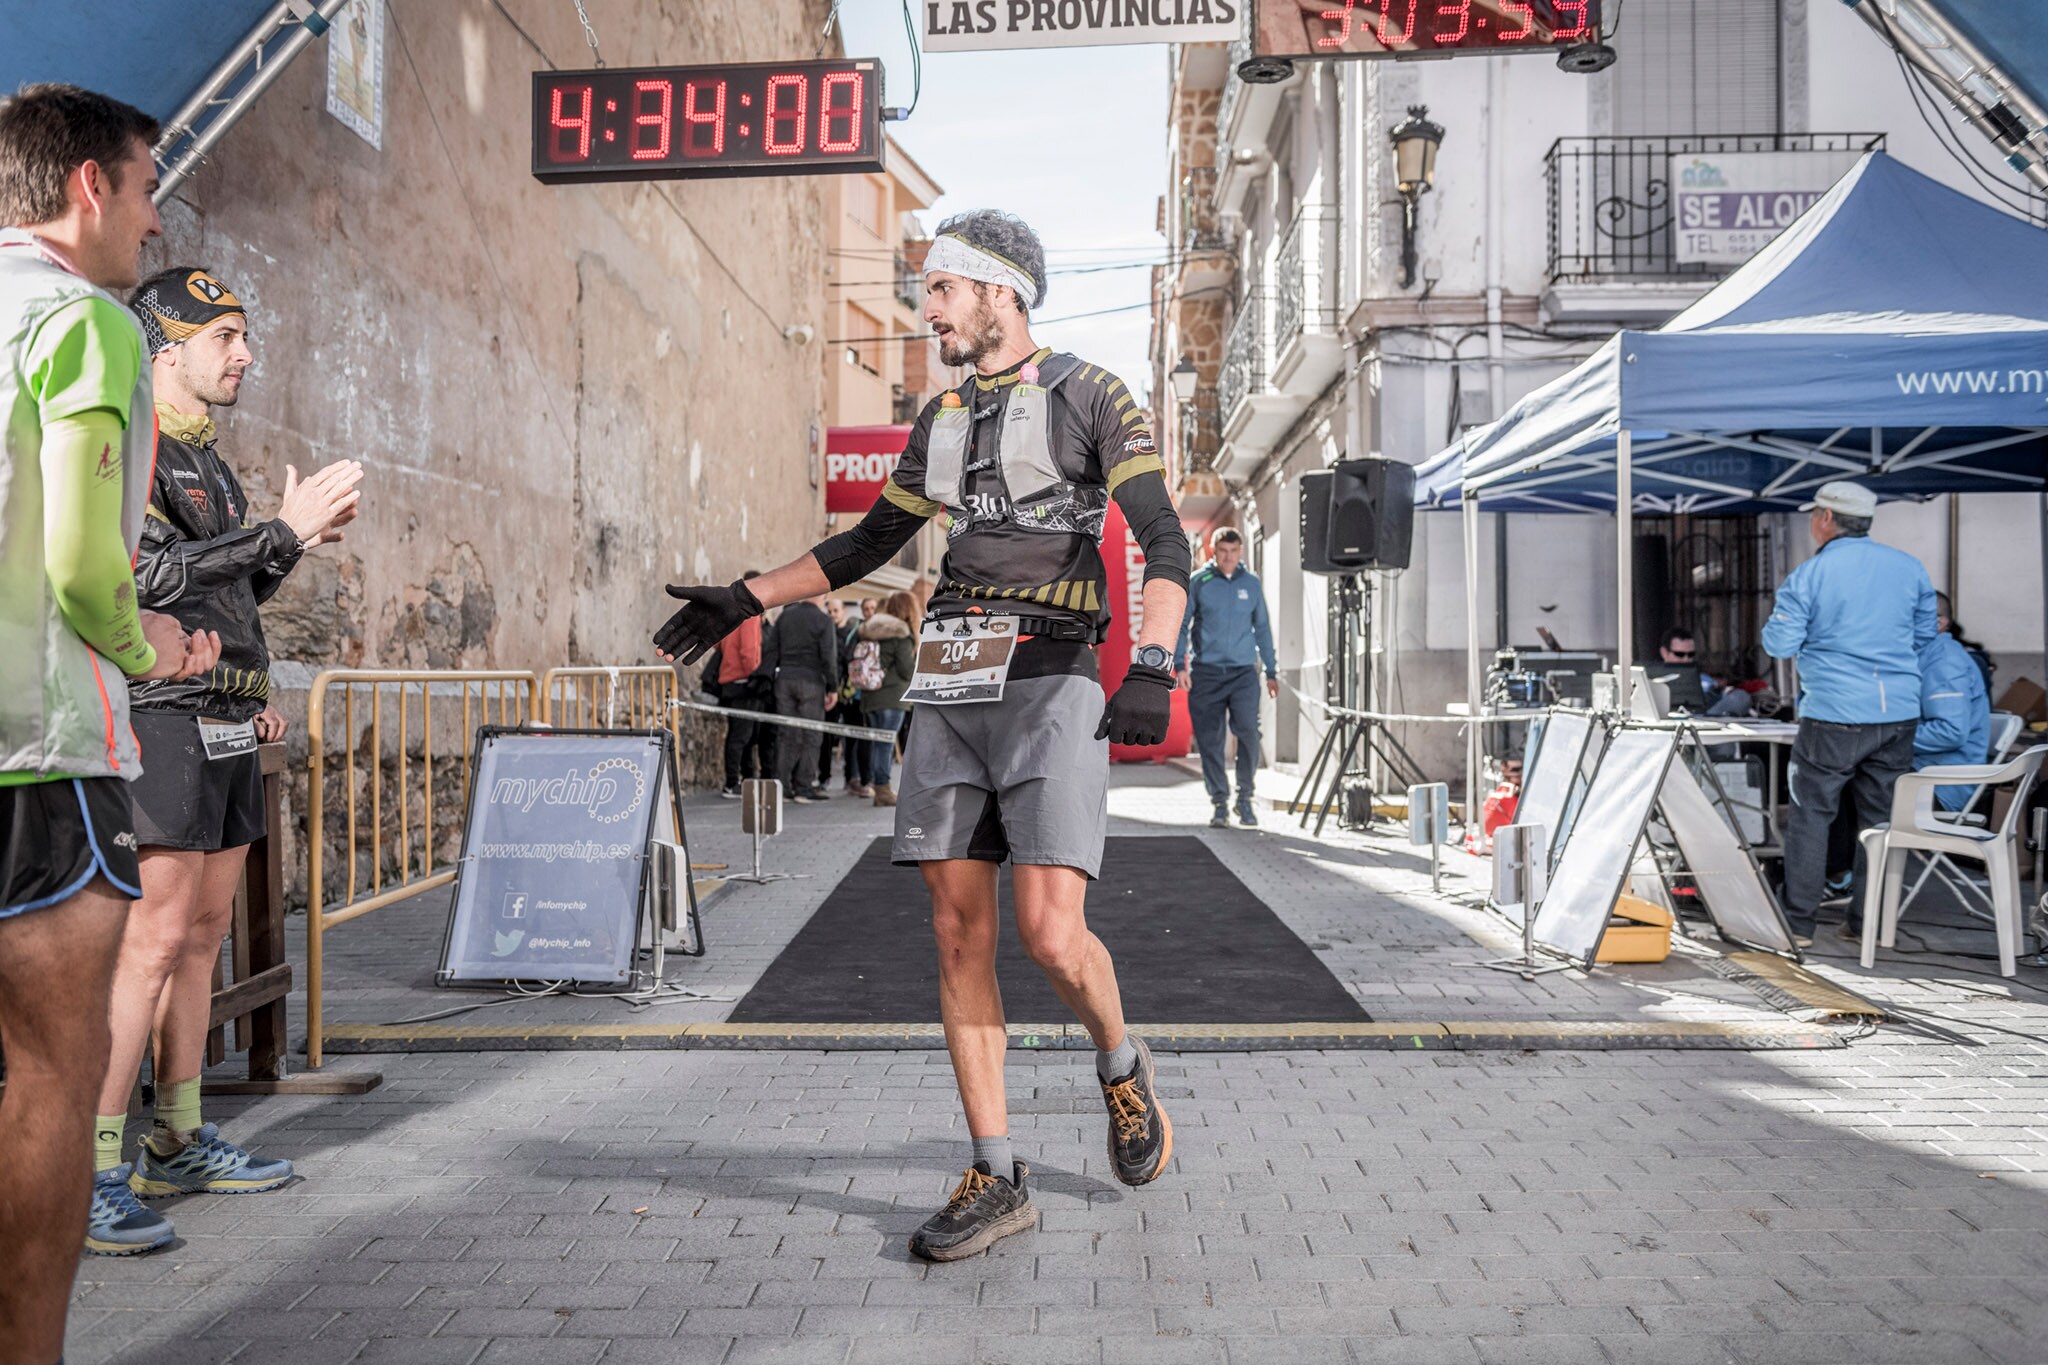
[437, 728, 690, 988]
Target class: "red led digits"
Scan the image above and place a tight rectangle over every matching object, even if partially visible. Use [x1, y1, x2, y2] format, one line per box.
[549, 83, 593, 161]
[764, 74, 807, 155]
[1374, 0, 1418, 46]
[1431, 0, 1469, 43]
[1316, 0, 1356, 47]
[631, 79, 672, 160]
[681, 78, 725, 156]
[1554, 0, 1590, 37]
[1497, 0, 1535, 39]
[819, 71, 863, 153]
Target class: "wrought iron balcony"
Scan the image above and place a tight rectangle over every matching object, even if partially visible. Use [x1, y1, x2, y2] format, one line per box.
[1219, 289, 1268, 429]
[1177, 399, 1222, 473]
[1217, 38, 1251, 139]
[1546, 133, 1886, 281]
[893, 250, 921, 310]
[1179, 165, 1229, 254]
[1272, 205, 1340, 348]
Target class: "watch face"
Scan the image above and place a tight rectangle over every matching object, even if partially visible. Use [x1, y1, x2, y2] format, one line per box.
[1137, 646, 1168, 670]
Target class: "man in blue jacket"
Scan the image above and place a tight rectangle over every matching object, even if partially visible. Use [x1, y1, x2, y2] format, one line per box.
[1176, 527, 1278, 827]
[1914, 591, 1992, 813]
[1763, 481, 1937, 942]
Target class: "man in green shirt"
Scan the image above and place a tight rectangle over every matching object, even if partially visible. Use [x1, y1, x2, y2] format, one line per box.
[0, 84, 220, 1360]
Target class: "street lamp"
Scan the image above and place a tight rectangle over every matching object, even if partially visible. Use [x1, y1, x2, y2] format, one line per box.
[1169, 354, 1199, 404]
[1389, 105, 1445, 290]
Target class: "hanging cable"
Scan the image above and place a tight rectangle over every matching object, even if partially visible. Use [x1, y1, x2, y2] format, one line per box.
[894, 0, 923, 120]
[571, 0, 605, 67]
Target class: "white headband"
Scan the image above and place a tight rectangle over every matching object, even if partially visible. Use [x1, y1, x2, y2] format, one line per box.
[923, 234, 1041, 309]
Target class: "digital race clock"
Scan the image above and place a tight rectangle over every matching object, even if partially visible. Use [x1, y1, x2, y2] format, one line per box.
[531, 59, 885, 185]
[1252, 0, 1600, 60]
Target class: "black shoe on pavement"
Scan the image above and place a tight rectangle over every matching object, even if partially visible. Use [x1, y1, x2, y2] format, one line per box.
[1236, 805, 1258, 827]
[1100, 1035, 1173, 1187]
[791, 787, 828, 803]
[1209, 808, 1229, 829]
[720, 784, 741, 799]
[908, 1161, 1035, 1262]
[1836, 920, 1863, 941]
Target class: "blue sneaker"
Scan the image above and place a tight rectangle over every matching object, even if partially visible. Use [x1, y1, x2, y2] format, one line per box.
[130, 1124, 292, 1196]
[87, 1164, 174, 1255]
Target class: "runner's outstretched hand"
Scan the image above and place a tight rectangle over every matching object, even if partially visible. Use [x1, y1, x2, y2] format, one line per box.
[1097, 664, 1174, 746]
[654, 579, 763, 664]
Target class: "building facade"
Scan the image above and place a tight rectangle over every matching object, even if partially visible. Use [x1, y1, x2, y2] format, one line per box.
[1154, 0, 2047, 789]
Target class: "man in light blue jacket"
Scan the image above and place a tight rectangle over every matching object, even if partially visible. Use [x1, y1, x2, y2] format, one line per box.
[1762, 481, 1937, 941]
[1176, 527, 1278, 827]
[1914, 591, 1992, 813]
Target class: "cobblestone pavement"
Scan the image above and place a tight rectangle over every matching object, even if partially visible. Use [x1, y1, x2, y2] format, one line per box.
[67, 765, 2048, 1364]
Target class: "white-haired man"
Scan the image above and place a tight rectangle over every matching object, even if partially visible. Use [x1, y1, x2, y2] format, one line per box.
[656, 209, 1191, 1260]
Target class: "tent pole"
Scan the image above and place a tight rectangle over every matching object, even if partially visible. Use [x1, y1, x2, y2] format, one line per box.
[1465, 493, 1484, 824]
[2040, 494, 2047, 689]
[1616, 429, 1634, 714]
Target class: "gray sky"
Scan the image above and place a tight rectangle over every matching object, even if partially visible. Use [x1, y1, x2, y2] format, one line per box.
[836, 4, 1171, 402]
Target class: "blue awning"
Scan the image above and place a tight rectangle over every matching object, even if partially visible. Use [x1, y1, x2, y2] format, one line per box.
[0, 2, 278, 123]
[1416, 152, 2048, 514]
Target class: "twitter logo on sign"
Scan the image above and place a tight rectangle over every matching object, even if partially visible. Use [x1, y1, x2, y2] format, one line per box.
[492, 929, 525, 957]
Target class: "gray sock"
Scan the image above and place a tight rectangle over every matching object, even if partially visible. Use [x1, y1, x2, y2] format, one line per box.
[1096, 1034, 1139, 1083]
[971, 1134, 1014, 1180]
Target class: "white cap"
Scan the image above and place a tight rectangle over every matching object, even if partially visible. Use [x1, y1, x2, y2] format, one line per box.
[1799, 480, 1877, 519]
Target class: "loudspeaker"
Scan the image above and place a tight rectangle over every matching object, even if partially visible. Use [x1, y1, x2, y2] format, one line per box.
[1299, 459, 1415, 574]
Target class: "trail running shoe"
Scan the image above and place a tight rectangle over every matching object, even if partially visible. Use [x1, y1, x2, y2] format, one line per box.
[908, 1161, 1036, 1262]
[131, 1124, 293, 1196]
[86, 1164, 174, 1256]
[1101, 1036, 1173, 1187]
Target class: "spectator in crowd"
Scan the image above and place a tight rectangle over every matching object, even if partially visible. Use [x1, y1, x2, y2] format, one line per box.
[767, 590, 838, 802]
[1175, 527, 1277, 828]
[1763, 481, 1936, 944]
[858, 589, 919, 807]
[860, 596, 879, 622]
[0, 82, 222, 1350]
[1914, 590, 1993, 813]
[1646, 625, 1753, 717]
[704, 569, 773, 798]
[827, 596, 872, 797]
[83, 267, 361, 1256]
[1946, 605, 1996, 695]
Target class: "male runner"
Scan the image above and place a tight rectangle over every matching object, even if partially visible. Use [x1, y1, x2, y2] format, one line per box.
[0, 83, 221, 1359]
[657, 209, 1190, 1260]
[81, 266, 363, 1254]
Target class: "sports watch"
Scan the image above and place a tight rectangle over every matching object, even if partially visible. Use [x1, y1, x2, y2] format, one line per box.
[1134, 644, 1171, 672]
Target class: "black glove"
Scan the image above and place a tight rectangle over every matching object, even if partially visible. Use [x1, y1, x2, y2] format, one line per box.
[653, 578, 763, 664]
[1096, 665, 1175, 746]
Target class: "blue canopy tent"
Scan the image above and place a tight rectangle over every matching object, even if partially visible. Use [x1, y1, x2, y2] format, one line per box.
[1412, 151, 2048, 796]
[0, 1, 347, 202]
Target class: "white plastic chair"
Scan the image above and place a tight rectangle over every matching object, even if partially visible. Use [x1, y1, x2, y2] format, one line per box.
[1894, 710, 2025, 915]
[1859, 746, 2045, 977]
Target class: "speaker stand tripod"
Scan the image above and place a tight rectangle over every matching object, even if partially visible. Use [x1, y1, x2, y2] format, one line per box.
[1290, 575, 1426, 837]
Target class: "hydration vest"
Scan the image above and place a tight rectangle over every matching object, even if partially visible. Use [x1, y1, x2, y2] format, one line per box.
[923, 353, 1109, 541]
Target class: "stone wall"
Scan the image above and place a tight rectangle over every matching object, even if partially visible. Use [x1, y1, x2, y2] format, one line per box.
[143, 0, 836, 902]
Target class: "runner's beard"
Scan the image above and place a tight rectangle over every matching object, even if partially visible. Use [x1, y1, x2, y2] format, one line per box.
[938, 293, 1006, 368]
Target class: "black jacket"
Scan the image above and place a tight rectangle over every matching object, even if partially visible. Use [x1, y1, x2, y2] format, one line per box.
[764, 601, 837, 685]
[129, 421, 303, 719]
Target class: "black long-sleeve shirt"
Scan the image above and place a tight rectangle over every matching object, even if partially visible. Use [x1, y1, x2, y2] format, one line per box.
[815, 348, 1190, 638]
[129, 419, 303, 719]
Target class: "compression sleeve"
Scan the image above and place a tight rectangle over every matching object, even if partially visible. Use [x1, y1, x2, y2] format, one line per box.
[814, 496, 931, 590]
[41, 412, 156, 675]
[1113, 468, 1191, 589]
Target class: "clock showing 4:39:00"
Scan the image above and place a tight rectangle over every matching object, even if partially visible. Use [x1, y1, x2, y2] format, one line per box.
[531, 59, 886, 184]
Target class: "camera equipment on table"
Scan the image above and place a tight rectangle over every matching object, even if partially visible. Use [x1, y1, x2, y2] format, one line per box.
[1485, 647, 1549, 707]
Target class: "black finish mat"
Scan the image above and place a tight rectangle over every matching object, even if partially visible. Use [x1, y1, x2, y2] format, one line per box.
[728, 837, 1372, 1024]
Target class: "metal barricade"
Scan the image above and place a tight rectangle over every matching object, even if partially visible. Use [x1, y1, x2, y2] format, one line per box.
[542, 664, 684, 736]
[305, 668, 541, 1068]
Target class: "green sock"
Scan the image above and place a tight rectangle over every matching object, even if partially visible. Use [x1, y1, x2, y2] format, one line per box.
[93, 1114, 128, 1173]
[149, 1077, 202, 1151]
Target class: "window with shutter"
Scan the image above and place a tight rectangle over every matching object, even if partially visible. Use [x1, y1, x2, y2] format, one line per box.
[1615, 0, 1782, 135]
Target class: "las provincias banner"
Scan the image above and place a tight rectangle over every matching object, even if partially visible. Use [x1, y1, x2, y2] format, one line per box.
[922, 0, 1242, 51]
[826, 425, 912, 515]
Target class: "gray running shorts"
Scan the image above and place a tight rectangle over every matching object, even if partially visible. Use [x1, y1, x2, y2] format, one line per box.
[892, 674, 1108, 879]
